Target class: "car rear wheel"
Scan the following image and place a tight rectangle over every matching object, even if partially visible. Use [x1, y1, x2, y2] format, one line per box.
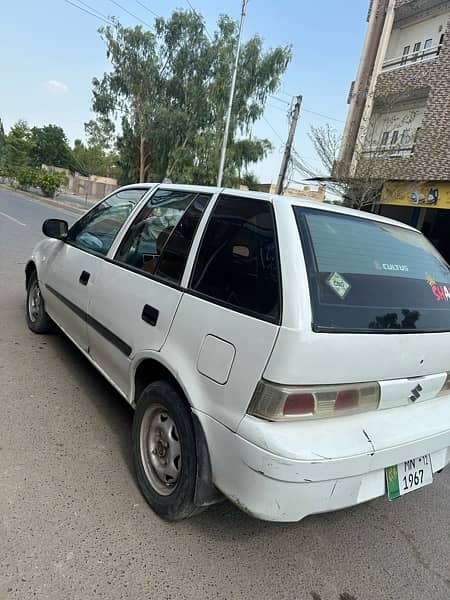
[26, 271, 52, 334]
[132, 380, 200, 520]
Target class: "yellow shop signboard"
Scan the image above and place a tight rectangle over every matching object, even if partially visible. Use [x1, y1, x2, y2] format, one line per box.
[381, 181, 450, 210]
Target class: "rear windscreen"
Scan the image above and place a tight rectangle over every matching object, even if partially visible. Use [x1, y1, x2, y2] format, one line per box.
[294, 207, 450, 333]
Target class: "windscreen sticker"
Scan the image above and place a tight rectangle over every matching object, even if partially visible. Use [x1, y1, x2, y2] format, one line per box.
[373, 260, 409, 272]
[426, 274, 436, 287]
[327, 272, 351, 300]
[431, 284, 450, 302]
[425, 274, 450, 301]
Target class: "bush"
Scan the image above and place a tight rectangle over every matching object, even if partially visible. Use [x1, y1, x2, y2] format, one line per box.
[1, 164, 67, 197]
[37, 171, 66, 197]
[17, 166, 40, 190]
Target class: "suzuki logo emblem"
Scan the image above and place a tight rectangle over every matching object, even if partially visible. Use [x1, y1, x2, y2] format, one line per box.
[409, 383, 422, 403]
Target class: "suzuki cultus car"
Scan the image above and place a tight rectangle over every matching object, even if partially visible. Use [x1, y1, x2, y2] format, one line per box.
[26, 184, 450, 521]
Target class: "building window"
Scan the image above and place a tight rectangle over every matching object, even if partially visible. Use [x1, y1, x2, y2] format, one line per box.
[390, 131, 399, 146]
[412, 42, 421, 61]
[380, 131, 389, 146]
[401, 45, 410, 64]
[424, 38, 433, 50]
[437, 33, 444, 55]
[400, 129, 411, 146]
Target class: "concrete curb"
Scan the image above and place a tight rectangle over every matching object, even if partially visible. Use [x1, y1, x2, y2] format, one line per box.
[0, 183, 96, 214]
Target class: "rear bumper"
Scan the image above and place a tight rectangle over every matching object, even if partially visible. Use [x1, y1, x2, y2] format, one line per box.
[195, 402, 450, 522]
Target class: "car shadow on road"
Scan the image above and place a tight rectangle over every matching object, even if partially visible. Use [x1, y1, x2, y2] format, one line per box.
[46, 325, 135, 469]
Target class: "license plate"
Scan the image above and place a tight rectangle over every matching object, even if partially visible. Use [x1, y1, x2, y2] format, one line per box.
[386, 454, 433, 500]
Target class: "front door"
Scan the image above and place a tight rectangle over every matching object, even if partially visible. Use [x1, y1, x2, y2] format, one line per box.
[42, 244, 103, 350]
[87, 188, 212, 396]
[42, 187, 150, 351]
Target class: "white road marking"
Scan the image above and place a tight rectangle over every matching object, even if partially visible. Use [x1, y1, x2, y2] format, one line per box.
[0, 211, 27, 227]
[1, 191, 78, 219]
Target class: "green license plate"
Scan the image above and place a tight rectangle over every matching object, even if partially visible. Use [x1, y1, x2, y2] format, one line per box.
[386, 454, 433, 500]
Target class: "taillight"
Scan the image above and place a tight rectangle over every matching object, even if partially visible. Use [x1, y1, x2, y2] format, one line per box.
[438, 372, 450, 396]
[283, 393, 315, 416]
[335, 389, 359, 410]
[248, 380, 380, 421]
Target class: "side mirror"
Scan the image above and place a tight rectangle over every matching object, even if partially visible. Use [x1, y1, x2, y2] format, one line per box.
[42, 219, 68, 240]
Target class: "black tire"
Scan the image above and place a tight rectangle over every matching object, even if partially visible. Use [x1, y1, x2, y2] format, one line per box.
[26, 271, 52, 334]
[132, 380, 199, 521]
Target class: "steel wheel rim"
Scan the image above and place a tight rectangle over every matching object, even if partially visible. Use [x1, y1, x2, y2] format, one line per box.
[139, 403, 181, 496]
[28, 280, 42, 323]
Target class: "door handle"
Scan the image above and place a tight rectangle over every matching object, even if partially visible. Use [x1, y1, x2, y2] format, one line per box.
[79, 270, 91, 285]
[142, 304, 159, 326]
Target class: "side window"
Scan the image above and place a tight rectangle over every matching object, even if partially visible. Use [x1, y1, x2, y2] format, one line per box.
[190, 195, 281, 322]
[68, 188, 148, 256]
[155, 194, 210, 284]
[115, 189, 210, 280]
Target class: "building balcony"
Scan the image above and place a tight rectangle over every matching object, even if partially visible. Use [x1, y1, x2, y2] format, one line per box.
[381, 43, 442, 71]
[360, 144, 416, 159]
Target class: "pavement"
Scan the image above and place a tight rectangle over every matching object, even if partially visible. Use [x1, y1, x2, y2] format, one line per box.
[0, 186, 450, 600]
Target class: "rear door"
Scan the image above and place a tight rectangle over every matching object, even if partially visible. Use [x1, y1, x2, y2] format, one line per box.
[162, 193, 282, 430]
[42, 187, 148, 350]
[87, 188, 212, 396]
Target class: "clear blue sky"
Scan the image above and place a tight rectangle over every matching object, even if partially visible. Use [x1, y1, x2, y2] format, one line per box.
[0, 0, 368, 184]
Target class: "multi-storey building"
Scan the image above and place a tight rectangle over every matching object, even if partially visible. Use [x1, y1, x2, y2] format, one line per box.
[338, 0, 450, 260]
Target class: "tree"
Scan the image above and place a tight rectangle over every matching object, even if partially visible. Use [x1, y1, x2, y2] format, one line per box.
[72, 138, 117, 178]
[91, 11, 291, 184]
[4, 120, 33, 168]
[85, 118, 115, 152]
[231, 138, 272, 185]
[29, 124, 74, 171]
[0, 119, 5, 167]
[293, 92, 421, 209]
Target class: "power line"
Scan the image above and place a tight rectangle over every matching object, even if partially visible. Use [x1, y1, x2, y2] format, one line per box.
[271, 94, 345, 124]
[109, 0, 153, 28]
[302, 108, 345, 123]
[269, 94, 290, 106]
[135, 0, 160, 18]
[76, 0, 112, 22]
[63, 0, 114, 25]
[278, 89, 294, 98]
[267, 102, 288, 113]
[262, 115, 285, 145]
[184, 0, 213, 40]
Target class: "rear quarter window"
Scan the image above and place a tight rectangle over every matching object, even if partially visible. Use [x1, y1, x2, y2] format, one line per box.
[190, 194, 281, 323]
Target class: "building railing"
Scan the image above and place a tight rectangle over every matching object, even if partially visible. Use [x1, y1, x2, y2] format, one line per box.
[360, 145, 415, 158]
[381, 44, 442, 71]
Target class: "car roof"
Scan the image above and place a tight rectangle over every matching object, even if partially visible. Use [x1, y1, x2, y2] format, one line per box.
[117, 183, 158, 190]
[118, 183, 417, 232]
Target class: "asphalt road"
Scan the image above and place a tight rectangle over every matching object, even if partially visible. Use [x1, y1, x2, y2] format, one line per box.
[1, 186, 449, 600]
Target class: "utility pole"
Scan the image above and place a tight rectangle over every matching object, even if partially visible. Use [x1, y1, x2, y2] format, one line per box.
[275, 95, 302, 195]
[217, 0, 248, 187]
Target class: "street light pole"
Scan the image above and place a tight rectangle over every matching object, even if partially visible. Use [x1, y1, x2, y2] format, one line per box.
[216, 0, 248, 188]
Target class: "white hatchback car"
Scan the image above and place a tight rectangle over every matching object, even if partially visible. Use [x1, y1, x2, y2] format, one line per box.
[26, 184, 450, 521]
